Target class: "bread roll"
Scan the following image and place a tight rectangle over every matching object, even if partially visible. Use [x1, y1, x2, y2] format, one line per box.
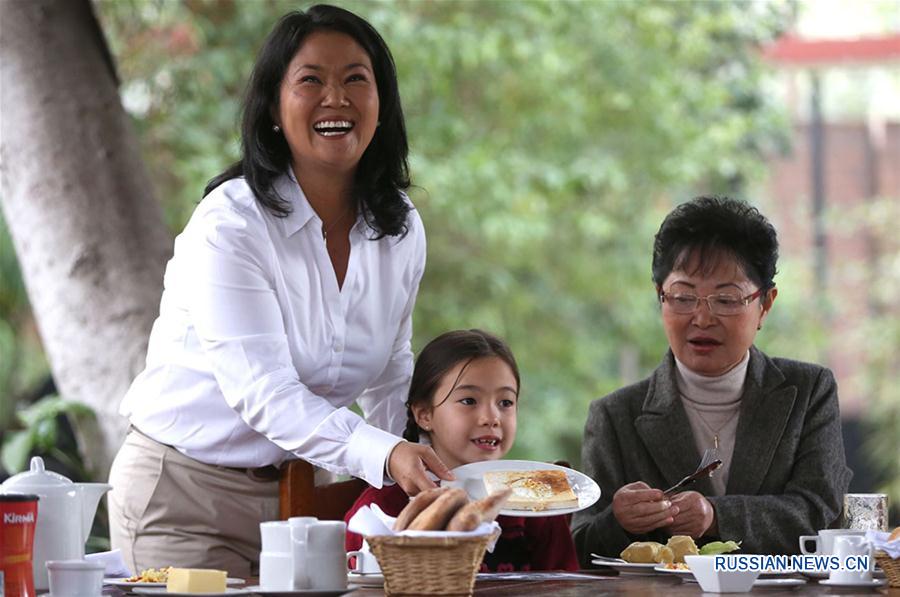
[620, 541, 675, 564]
[447, 509, 481, 532]
[407, 488, 468, 531]
[889, 527, 900, 542]
[393, 487, 448, 531]
[446, 488, 512, 532]
[667, 535, 699, 563]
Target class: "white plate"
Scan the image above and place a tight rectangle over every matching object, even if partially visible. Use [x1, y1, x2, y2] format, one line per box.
[590, 560, 659, 575]
[347, 571, 384, 586]
[803, 568, 885, 580]
[442, 460, 601, 517]
[245, 586, 357, 596]
[819, 578, 887, 588]
[132, 588, 249, 596]
[653, 565, 692, 577]
[754, 578, 807, 588]
[105, 578, 246, 589]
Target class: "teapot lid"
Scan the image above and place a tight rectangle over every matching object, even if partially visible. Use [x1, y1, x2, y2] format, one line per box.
[1, 456, 73, 490]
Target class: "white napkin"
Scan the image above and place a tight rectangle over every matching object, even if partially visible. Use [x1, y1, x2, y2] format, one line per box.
[866, 530, 900, 559]
[348, 504, 502, 552]
[85, 549, 133, 578]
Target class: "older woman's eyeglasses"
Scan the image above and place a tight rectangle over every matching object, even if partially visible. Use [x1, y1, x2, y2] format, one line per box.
[659, 288, 766, 316]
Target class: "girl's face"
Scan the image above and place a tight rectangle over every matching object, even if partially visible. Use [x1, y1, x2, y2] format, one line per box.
[413, 356, 518, 470]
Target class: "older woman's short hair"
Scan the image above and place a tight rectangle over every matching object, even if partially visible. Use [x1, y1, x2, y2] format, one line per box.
[652, 196, 779, 290]
[205, 4, 410, 238]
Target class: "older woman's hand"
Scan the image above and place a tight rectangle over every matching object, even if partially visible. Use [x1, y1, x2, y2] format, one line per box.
[666, 491, 716, 537]
[387, 441, 455, 496]
[612, 481, 680, 534]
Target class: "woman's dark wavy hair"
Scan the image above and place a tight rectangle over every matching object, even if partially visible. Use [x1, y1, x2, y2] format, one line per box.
[204, 4, 410, 238]
[652, 196, 779, 292]
[403, 330, 520, 443]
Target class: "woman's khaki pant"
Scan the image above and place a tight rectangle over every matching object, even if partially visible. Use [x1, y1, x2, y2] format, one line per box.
[108, 429, 279, 578]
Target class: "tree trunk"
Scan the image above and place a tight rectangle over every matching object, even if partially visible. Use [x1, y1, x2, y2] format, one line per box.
[0, 0, 172, 478]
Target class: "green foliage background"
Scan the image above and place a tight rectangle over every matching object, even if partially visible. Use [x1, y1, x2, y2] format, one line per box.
[92, 0, 794, 466]
[2, 0, 894, 496]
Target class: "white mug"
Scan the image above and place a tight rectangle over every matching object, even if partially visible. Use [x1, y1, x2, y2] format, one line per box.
[829, 535, 873, 584]
[46, 560, 104, 597]
[347, 543, 381, 574]
[306, 521, 348, 590]
[288, 517, 318, 589]
[259, 521, 292, 553]
[799, 529, 866, 555]
[259, 551, 293, 590]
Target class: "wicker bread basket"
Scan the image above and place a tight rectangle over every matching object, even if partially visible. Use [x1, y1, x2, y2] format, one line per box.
[366, 532, 497, 595]
[875, 550, 900, 588]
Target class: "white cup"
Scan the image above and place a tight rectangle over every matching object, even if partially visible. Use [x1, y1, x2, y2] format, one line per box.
[829, 535, 874, 584]
[306, 521, 347, 590]
[799, 529, 866, 555]
[260, 520, 292, 553]
[46, 560, 104, 597]
[259, 551, 293, 590]
[288, 517, 318, 589]
[347, 542, 381, 574]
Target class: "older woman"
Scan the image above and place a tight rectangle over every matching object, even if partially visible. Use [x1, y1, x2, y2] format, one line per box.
[572, 196, 851, 563]
[109, 5, 451, 576]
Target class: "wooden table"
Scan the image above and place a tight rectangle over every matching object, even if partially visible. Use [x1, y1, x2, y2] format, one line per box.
[102, 570, 899, 596]
[347, 570, 899, 596]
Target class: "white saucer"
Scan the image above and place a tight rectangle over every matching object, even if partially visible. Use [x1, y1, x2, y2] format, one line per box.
[132, 588, 249, 596]
[819, 578, 887, 588]
[754, 578, 807, 588]
[347, 572, 384, 586]
[244, 586, 357, 596]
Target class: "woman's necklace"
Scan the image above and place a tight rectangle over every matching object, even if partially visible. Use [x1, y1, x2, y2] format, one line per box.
[692, 406, 741, 454]
[322, 205, 354, 242]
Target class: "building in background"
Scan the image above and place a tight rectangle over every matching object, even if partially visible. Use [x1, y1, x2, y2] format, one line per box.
[761, 1, 900, 495]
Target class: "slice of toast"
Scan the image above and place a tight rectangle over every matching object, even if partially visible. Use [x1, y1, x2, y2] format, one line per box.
[482, 469, 578, 511]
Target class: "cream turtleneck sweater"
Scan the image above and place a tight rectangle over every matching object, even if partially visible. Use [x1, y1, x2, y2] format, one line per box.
[675, 351, 749, 496]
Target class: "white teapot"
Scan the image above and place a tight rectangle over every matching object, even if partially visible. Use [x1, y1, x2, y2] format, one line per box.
[0, 456, 111, 591]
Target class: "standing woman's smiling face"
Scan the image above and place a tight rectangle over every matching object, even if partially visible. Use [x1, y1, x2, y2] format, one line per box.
[660, 251, 776, 377]
[275, 30, 379, 178]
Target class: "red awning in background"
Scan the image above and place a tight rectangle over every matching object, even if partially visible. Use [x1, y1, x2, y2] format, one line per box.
[764, 33, 900, 65]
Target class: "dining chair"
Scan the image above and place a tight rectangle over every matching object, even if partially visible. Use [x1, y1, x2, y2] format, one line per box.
[278, 459, 367, 520]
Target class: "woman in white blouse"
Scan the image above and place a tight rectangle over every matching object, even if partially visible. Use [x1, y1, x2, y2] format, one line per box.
[108, 5, 451, 576]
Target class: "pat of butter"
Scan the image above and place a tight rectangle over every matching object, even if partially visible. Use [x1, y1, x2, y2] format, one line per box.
[166, 568, 227, 593]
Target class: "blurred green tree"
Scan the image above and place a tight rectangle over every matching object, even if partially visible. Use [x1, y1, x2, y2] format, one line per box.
[2, 0, 795, 473]
[95, 0, 792, 465]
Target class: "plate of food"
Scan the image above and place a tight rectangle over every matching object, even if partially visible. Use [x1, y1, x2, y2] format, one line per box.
[104, 567, 246, 591]
[655, 562, 693, 577]
[589, 559, 661, 575]
[441, 460, 600, 517]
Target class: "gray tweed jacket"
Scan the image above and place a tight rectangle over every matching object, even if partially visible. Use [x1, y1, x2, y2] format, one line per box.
[571, 346, 852, 565]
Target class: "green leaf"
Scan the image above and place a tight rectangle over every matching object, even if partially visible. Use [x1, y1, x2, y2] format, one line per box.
[699, 540, 742, 555]
[34, 417, 58, 452]
[1, 429, 35, 474]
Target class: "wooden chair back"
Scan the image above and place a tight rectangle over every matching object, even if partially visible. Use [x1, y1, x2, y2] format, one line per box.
[279, 459, 367, 521]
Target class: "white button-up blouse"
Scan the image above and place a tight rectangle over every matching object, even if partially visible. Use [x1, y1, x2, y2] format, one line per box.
[120, 173, 425, 487]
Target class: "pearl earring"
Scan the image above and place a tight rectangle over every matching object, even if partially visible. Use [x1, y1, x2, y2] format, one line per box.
[272, 124, 280, 132]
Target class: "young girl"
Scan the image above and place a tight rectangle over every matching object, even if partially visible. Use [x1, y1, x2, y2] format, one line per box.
[344, 329, 578, 572]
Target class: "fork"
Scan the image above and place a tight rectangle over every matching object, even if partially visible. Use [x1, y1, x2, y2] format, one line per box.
[662, 448, 722, 496]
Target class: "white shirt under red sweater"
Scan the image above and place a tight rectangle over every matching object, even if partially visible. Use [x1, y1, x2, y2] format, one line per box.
[345, 483, 579, 572]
